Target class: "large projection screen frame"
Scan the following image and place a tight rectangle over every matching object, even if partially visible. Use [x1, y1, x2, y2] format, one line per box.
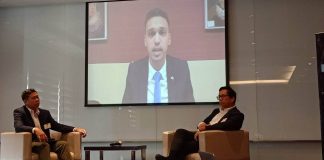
[85, 0, 229, 107]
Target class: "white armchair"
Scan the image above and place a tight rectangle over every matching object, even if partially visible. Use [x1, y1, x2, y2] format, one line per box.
[162, 130, 250, 160]
[1, 131, 81, 160]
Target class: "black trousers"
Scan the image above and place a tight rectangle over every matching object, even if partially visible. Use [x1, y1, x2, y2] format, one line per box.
[169, 129, 199, 160]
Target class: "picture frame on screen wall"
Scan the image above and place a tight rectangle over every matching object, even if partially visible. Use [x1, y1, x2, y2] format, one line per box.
[88, 2, 108, 41]
[204, 0, 225, 29]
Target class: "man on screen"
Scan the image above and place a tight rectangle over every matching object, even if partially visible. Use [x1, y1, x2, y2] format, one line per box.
[122, 8, 194, 104]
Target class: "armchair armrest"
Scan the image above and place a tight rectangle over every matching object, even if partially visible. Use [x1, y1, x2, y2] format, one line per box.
[1, 132, 32, 160]
[162, 131, 175, 156]
[198, 130, 249, 160]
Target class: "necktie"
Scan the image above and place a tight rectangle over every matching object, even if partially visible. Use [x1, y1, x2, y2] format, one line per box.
[153, 71, 162, 103]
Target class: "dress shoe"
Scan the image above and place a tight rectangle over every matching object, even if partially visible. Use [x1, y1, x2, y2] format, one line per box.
[155, 154, 168, 160]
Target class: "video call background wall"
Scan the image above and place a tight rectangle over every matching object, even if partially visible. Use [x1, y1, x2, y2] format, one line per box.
[88, 0, 225, 63]
[0, 0, 324, 142]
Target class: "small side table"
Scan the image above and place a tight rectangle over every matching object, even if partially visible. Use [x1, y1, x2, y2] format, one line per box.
[84, 145, 147, 160]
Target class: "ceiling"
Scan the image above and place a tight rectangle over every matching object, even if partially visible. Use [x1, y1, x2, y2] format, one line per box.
[0, 0, 93, 7]
[0, 0, 135, 7]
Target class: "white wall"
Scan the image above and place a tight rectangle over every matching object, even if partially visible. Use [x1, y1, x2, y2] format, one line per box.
[0, 0, 323, 142]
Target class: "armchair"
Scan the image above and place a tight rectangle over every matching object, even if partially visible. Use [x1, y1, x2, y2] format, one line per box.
[162, 130, 249, 160]
[1, 131, 81, 160]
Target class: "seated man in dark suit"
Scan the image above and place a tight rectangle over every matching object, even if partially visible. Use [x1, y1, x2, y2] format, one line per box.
[122, 8, 194, 104]
[14, 88, 87, 160]
[155, 86, 244, 160]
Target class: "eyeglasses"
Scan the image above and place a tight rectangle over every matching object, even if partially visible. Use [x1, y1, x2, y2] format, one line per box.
[217, 95, 229, 100]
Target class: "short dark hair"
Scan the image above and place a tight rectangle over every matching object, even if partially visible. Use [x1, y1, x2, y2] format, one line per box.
[145, 8, 170, 27]
[219, 86, 236, 103]
[21, 88, 37, 102]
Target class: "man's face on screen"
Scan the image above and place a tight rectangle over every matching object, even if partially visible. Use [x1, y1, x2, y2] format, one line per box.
[145, 16, 171, 69]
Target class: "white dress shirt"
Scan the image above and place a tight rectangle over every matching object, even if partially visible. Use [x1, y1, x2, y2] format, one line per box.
[209, 106, 236, 125]
[26, 107, 41, 133]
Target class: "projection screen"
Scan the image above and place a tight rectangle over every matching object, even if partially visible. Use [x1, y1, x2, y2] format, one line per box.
[86, 0, 228, 106]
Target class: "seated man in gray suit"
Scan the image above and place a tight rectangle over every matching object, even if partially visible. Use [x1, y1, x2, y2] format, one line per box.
[14, 88, 87, 160]
[122, 8, 194, 104]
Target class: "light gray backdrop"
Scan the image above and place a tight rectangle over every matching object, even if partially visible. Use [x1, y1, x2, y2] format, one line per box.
[0, 0, 323, 142]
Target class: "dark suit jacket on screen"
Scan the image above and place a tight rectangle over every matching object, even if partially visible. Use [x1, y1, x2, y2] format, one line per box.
[14, 106, 74, 141]
[203, 107, 244, 131]
[122, 55, 194, 104]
